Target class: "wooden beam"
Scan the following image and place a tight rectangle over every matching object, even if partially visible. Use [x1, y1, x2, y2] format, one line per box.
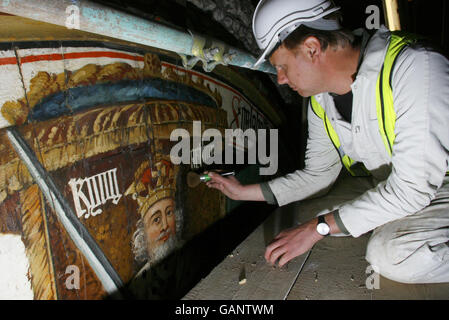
[383, 0, 402, 31]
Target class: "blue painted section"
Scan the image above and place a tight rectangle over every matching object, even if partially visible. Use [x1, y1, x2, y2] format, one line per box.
[28, 78, 217, 122]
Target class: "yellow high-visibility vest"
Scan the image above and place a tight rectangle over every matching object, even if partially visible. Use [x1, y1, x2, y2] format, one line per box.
[310, 32, 419, 177]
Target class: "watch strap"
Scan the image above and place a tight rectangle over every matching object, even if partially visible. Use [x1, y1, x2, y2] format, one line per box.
[318, 215, 326, 225]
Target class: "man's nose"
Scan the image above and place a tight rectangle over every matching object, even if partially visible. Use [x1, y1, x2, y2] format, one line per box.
[277, 69, 288, 85]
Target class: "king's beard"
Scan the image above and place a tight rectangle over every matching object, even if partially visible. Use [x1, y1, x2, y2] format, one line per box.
[147, 231, 178, 267]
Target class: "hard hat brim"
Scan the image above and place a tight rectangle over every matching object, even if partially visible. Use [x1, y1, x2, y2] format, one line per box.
[253, 38, 278, 68]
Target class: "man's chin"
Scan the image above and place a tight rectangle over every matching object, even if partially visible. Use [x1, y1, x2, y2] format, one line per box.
[291, 87, 308, 97]
[296, 88, 315, 98]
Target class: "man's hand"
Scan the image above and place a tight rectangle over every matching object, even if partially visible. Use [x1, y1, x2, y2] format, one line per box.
[265, 218, 323, 267]
[205, 172, 265, 201]
[205, 171, 243, 200]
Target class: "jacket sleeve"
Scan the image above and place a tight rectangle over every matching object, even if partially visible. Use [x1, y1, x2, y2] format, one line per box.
[338, 46, 449, 237]
[267, 99, 342, 206]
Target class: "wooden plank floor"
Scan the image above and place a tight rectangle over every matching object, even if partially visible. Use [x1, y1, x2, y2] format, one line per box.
[183, 205, 311, 300]
[287, 233, 449, 300]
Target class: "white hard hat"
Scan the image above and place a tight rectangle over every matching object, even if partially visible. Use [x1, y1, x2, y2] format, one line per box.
[252, 0, 341, 68]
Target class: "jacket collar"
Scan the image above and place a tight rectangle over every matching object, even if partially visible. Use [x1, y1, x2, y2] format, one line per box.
[356, 25, 391, 79]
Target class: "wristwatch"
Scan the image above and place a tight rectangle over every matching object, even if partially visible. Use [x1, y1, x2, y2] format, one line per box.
[316, 215, 330, 236]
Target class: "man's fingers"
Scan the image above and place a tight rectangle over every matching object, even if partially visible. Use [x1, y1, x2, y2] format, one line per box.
[206, 181, 223, 191]
[265, 228, 298, 266]
[278, 252, 293, 267]
[265, 241, 294, 267]
[208, 172, 230, 184]
[264, 237, 285, 261]
[204, 172, 242, 200]
[266, 245, 287, 265]
[264, 221, 321, 268]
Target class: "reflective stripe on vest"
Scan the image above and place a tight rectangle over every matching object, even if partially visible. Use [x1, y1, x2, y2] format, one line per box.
[310, 96, 370, 177]
[310, 32, 417, 177]
[376, 32, 417, 155]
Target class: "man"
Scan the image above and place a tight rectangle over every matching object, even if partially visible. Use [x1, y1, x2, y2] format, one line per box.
[206, 0, 449, 284]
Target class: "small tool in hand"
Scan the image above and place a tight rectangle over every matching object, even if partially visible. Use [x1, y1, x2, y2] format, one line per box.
[187, 171, 235, 188]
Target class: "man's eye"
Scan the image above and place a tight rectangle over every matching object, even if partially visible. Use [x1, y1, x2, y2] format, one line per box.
[276, 66, 285, 72]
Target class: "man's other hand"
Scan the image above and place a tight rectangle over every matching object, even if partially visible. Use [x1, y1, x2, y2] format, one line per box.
[264, 218, 323, 267]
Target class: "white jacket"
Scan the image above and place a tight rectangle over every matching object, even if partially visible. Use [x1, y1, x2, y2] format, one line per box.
[268, 26, 449, 237]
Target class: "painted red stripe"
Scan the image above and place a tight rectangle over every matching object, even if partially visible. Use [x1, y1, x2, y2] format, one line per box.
[0, 51, 144, 66]
[64, 51, 144, 62]
[0, 57, 17, 65]
[21, 53, 63, 63]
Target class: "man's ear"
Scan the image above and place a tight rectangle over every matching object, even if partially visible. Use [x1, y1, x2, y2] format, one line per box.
[302, 36, 321, 62]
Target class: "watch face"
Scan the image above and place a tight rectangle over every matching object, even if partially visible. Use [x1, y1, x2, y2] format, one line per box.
[317, 223, 330, 236]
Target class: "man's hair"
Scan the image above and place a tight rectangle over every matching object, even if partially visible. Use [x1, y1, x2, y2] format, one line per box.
[281, 13, 357, 53]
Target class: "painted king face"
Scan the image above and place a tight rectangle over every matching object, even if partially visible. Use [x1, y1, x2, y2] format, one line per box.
[142, 197, 177, 259]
